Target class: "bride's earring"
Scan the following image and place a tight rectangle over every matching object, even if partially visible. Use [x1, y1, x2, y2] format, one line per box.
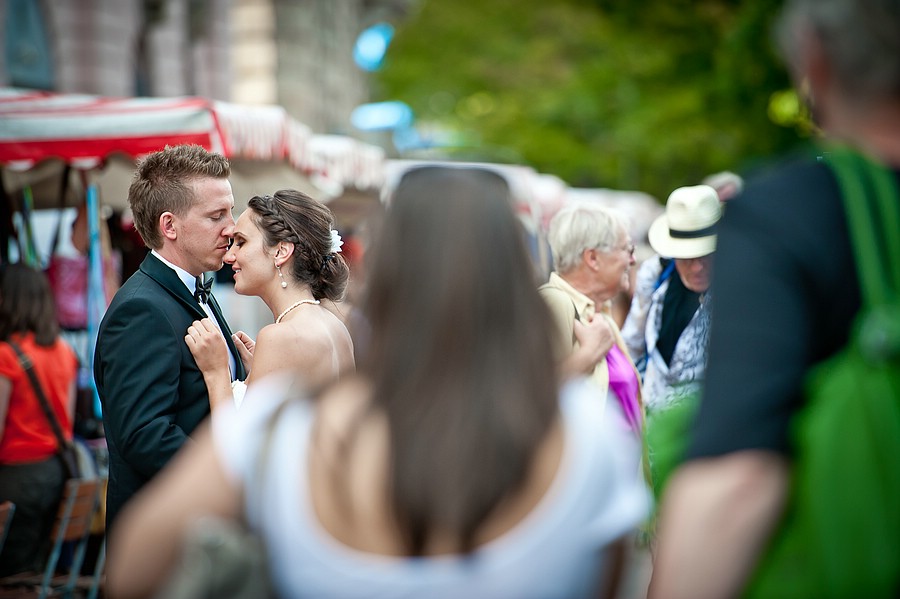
[276, 261, 287, 289]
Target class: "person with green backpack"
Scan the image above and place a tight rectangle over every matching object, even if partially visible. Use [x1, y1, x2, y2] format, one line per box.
[649, 0, 900, 597]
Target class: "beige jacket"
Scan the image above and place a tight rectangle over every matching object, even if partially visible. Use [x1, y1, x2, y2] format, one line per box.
[540, 272, 644, 419]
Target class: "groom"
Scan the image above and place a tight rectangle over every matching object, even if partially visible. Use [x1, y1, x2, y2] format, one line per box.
[94, 144, 247, 534]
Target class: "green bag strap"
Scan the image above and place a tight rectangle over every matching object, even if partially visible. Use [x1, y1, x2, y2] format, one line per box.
[825, 147, 900, 308]
[868, 157, 900, 291]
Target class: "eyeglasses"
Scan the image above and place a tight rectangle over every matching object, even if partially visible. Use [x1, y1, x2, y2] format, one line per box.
[600, 242, 635, 256]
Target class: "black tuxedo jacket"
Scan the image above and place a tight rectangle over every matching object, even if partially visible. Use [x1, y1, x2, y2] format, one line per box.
[94, 253, 246, 530]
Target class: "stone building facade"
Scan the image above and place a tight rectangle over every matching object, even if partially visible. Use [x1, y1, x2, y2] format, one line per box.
[0, 0, 412, 134]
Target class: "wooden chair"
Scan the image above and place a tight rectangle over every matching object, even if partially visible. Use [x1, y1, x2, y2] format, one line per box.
[0, 478, 100, 599]
[86, 536, 105, 599]
[0, 502, 14, 555]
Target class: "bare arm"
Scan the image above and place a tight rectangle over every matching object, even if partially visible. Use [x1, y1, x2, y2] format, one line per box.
[106, 422, 241, 599]
[184, 319, 234, 411]
[648, 451, 790, 599]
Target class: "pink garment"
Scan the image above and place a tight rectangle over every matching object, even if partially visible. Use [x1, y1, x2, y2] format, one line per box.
[45, 254, 118, 330]
[606, 345, 641, 433]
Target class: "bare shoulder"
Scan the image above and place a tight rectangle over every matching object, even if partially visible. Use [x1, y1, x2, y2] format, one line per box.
[319, 298, 352, 325]
[315, 376, 388, 478]
[257, 308, 350, 350]
[316, 377, 373, 431]
[308, 376, 398, 553]
[254, 321, 297, 345]
[250, 307, 355, 385]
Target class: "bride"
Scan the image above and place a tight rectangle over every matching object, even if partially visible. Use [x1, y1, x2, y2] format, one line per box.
[185, 189, 355, 409]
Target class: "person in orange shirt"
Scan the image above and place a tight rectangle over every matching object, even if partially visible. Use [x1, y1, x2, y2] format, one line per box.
[0, 263, 78, 575]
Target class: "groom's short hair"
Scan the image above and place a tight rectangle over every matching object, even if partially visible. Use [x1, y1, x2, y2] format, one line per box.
[128, 144, 231, 249]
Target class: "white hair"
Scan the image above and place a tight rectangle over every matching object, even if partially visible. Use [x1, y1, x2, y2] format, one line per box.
[548, 202, 628, 273]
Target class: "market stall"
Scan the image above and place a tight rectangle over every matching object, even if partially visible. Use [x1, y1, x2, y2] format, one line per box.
[0, 87, 384, 210]
[0, 86, 385, 417]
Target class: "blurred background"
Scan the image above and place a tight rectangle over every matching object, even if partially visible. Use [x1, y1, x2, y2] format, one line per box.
[0, 3, 815, 595]
[0, 0, 811, 386]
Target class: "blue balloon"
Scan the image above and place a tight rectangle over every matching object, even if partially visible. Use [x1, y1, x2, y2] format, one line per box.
[351, 101, 413, 131]
[354, 22, 394, 72]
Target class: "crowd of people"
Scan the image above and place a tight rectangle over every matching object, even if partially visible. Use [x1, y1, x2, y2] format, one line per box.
[1, 0, 898, 596]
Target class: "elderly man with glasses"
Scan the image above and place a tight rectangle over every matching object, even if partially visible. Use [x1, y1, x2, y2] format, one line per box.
[540, 202, 643, 439]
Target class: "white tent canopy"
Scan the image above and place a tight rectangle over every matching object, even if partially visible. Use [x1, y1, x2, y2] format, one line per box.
[0, 87, 385, 210]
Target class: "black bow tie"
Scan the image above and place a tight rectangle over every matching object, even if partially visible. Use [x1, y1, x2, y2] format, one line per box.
[194, 275, 213, 304]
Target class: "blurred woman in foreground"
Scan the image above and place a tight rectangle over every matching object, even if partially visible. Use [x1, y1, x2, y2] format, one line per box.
[108, 166, 649, 599]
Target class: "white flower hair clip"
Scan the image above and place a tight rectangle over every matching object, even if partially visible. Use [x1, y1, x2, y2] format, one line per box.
[330, 229, 344, 254]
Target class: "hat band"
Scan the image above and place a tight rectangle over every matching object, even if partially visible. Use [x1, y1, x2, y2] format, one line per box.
[669, 224, 716, 239]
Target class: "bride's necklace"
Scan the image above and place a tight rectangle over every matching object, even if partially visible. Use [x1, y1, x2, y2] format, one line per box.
[275, 299, 320, 324]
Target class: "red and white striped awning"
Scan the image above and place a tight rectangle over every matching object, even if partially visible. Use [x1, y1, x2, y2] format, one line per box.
[0, 88, 384, 192]
[0, 88, 224, 170]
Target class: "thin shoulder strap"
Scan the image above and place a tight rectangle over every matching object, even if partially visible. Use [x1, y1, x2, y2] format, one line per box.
[6, 340, 70, 450]
[654, 259, 676, 291]
[825, 147, 900, 307]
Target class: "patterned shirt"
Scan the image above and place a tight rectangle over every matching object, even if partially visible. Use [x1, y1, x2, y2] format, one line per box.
[622, 256, 712, 412]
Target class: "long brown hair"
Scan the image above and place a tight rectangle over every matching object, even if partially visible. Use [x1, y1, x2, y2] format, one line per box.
[360, 166, 559, 555]
[0, 263, 60, 346]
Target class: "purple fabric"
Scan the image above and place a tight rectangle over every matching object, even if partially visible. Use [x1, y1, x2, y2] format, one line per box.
[606, 345, 641, 433]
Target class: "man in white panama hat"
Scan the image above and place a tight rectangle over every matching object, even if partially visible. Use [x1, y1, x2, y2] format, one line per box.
[622, 184, 722, 412]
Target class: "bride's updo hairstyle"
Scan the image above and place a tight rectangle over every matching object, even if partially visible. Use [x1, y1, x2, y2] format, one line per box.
[247, 189, 349, 302]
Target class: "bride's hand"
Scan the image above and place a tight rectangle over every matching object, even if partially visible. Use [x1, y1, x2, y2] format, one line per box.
[184, 319, 230, 375]
[232, 330, 255, 372]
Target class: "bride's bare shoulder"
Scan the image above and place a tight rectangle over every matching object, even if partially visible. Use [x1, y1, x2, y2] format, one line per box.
[255, 317, 325, 349]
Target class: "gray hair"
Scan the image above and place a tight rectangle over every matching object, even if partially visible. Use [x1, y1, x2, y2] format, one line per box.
[548, 203, 627, 273]
[776, 0, 900, 103]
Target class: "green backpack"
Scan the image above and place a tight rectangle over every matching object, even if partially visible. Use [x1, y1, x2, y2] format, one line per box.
[648, 147, 900, 597]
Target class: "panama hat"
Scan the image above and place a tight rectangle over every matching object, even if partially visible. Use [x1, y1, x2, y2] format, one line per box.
[648, 185, 722, 259]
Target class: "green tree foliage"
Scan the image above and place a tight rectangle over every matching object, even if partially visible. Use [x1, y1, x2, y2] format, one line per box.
[376, 0, 801, 200]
